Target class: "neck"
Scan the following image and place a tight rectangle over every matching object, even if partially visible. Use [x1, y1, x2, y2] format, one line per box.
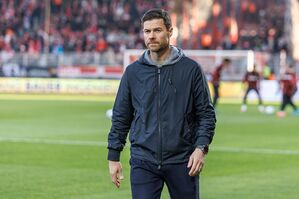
[150, 46, 171, 65]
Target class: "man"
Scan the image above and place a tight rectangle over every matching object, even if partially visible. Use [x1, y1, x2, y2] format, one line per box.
[240, 64, 264, 112]
[277, 66, 299, 117]
[107, 9, 216, 199]
[211, 58, 231, 107]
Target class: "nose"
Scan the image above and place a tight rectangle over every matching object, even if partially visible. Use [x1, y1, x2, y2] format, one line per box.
[148, 31, 155, 39]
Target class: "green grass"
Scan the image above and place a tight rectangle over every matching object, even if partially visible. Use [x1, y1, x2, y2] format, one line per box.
[0, 95, 299, 198]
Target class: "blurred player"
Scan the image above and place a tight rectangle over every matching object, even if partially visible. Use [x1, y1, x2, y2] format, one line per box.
[211, 58, 231, 108]
[276, 65, 299, 117]
[240, 64, 264, 112]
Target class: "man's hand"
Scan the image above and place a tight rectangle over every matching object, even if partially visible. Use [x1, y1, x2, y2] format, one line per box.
[187, 148, 205, 176]
[109, 161, 124, 188]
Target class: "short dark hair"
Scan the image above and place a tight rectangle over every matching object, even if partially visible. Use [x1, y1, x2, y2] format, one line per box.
[141, 8, 172, 30]
[223, 58, 231, 63]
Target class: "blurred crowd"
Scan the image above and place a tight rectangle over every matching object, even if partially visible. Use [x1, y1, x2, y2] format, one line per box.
[0, 0, 169, 64]
[197, 1, 288, 53]
[0, 0, 289, 63]
[235, 0, 288, 53]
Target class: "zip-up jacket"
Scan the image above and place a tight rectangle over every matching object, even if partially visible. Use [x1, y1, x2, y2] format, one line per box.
[108, 47, 216, 165]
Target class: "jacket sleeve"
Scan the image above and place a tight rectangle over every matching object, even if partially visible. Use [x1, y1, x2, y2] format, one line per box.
[107, 69, 134, 161]
[193, 65, 216, 147]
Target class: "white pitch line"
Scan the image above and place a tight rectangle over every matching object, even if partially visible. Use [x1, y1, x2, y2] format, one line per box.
[0, 137, 107, 147]
[212, 146, 299, 155]
[1, 137, 299, 155]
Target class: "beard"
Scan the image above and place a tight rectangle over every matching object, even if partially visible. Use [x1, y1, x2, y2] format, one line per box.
[146, 42, 168, 53]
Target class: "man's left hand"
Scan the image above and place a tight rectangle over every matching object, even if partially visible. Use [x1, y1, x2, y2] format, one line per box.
[187, 148, 205, 176]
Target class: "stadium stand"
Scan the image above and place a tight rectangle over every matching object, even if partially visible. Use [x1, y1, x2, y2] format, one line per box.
[0, 0, 288, 52]
[0, 0, 294, 78]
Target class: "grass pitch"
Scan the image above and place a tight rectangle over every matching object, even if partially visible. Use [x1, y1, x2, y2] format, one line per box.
[0, 94, 299, 199]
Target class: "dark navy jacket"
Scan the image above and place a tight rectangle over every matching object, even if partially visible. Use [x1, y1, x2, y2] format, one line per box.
[108, 47, 216, 165]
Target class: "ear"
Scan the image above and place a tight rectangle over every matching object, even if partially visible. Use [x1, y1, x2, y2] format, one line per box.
[168, 27, 173, 37]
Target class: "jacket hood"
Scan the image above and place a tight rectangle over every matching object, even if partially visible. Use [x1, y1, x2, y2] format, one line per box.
[138, 46, 184, 67]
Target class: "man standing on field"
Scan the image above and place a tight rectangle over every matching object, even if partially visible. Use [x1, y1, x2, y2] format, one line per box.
[211, 58, 231, 108]
[240, 64, 264, 112]
[107, 8, 216, 199]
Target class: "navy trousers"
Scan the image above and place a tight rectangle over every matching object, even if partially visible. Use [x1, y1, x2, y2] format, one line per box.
[130, 158, 200, 199]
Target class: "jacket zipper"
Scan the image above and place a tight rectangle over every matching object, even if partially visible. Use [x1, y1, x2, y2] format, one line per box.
[157, 67, 162, 169]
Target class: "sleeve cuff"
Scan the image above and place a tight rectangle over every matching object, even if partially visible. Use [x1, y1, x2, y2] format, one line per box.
[197, 136, 211, 146]
[107, 149, 121, 161]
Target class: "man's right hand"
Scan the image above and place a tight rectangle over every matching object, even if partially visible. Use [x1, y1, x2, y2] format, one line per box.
[109, 161, 124, 188]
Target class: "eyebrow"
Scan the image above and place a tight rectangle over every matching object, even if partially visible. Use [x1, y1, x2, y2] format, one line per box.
[143, 27, 163, 31]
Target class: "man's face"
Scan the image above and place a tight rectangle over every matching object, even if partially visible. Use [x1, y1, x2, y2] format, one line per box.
[223, 61, 231, 68]
[143, 19, 172, 52]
